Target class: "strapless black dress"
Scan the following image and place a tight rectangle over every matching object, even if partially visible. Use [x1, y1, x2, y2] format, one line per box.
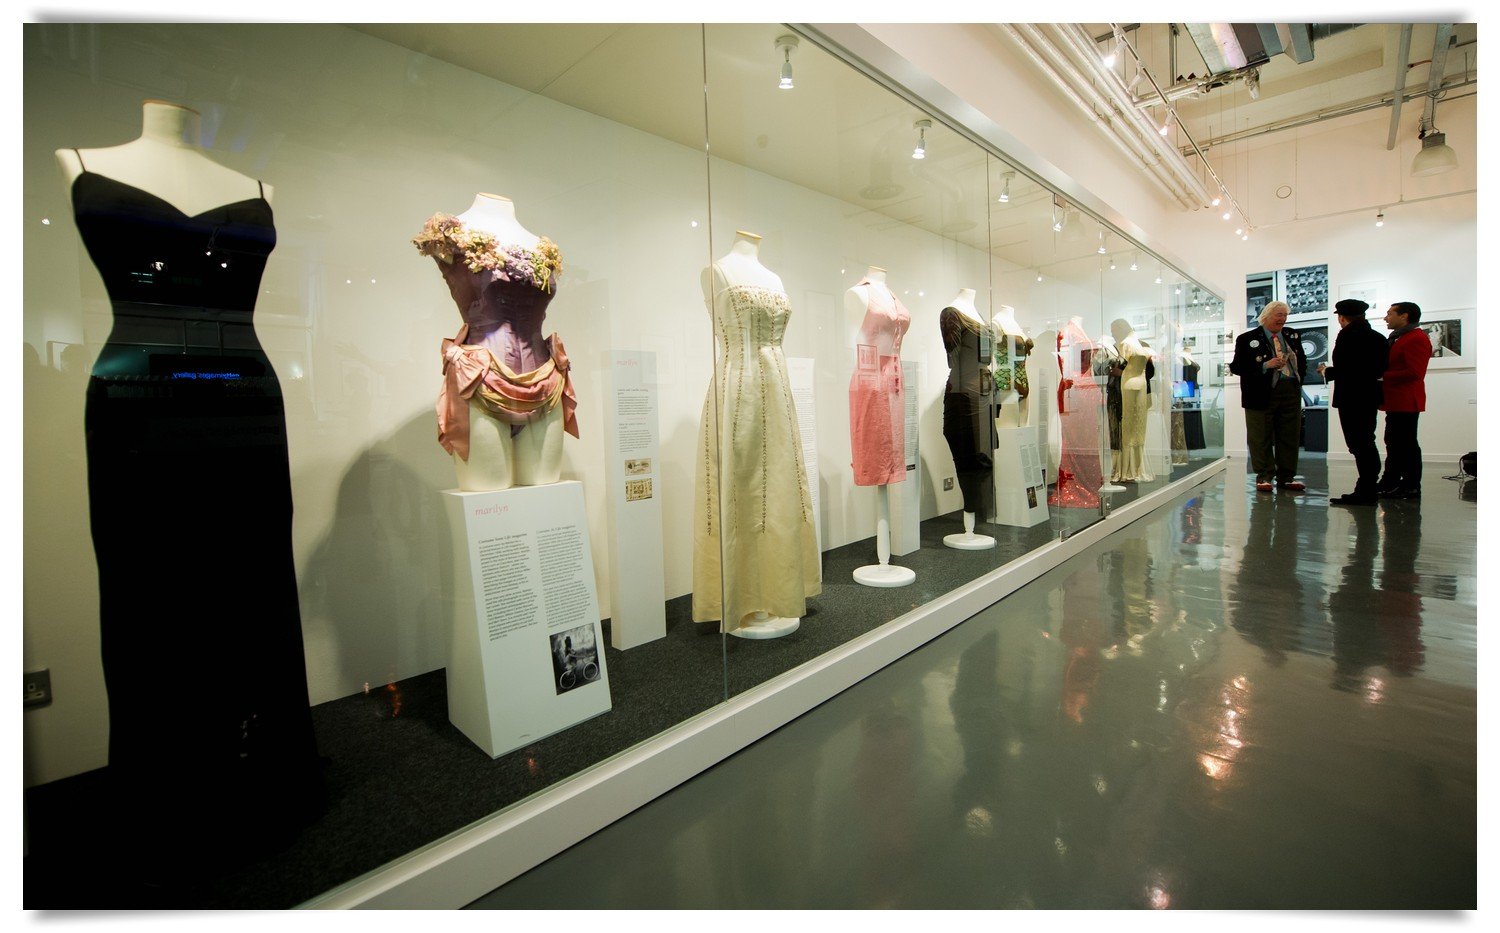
[69, 155, 320, 861]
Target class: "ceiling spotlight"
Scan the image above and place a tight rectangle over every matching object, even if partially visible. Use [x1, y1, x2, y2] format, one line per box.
[1241, 231, 1250, 241]
[912, 119, 931, 160]
[1036, 272, 1044, 282]
[1221, 211, 1232, 221]
[1211, 195, 1222, 207]
[1097, 229, 1107, 255]
[1234, 228, 1243, 236]
[1129, 254, 1138, 272]
[1175, 286, 1182, 295]
[775, 35, 798, 90]
[1155, 274, 1163, 285]
[1375, 211, 1386, 227]
[1109, 258, 1117, 271]
[999, 171, 1014, 203]
[1051, 197, 1063, 232]
[1412, 130, 1458, 177]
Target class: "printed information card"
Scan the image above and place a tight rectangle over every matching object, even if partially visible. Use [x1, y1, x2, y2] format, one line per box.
[443, 481, 611, 758]
[605, 350, 667, 649]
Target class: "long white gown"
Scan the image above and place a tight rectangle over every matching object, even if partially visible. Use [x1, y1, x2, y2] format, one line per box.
[692, 273, 821, 631]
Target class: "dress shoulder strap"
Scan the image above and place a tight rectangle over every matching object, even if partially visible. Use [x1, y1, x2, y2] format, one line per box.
[257, 179, 265, 199]
[72, 148, 86, 172]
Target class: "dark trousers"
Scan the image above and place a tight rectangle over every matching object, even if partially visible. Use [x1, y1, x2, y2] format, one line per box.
[1245, 379, 1303, 483]
[1337, 406, 1381, 495]
[1382, 411, 1422, 491]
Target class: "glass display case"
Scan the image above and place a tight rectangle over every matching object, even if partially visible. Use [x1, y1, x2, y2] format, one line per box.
[22, 22, 1225, 907]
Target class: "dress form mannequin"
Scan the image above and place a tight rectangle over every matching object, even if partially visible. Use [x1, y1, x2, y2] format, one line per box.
[847, 266, 915, 586]
[992, 304, 1030, 428]
[449, 194, 566, 491]
[693, 231, 821, 639]
[941, 287, 996, 550]
[60, 99, 321, 862]
[57, 100, 272, 207]
[1109, 318, 1155, 482]
[1094, 333, 1126, 493]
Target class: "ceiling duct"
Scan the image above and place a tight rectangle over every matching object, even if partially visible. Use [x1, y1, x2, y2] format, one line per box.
[1185, 23, 1364, 74]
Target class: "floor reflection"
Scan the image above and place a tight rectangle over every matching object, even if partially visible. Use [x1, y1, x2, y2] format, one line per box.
[474, 461, 1476, 909]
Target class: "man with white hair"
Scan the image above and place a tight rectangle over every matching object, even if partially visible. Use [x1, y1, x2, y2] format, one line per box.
[1229, 301, 1307, 492]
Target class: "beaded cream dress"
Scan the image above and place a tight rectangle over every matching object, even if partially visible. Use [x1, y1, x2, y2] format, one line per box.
[692, 268, 821, 630]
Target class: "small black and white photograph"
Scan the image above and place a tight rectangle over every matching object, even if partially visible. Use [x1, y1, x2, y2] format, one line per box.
[1421, 319, 1462, 358]
[1246, 263, 1329, 324]
[1297, 326, 1329, 385]
[549, 625, 601, 695]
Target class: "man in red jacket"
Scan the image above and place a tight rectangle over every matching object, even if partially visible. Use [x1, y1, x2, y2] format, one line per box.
[1379, 301, 1432, 499]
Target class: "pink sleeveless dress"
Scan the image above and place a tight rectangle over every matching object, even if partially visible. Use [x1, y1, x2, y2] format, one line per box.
[848, 278, 910, 486]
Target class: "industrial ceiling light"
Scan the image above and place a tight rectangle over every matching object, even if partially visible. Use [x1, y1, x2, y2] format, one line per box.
[1051, 197, 1063, 232]
[775, 35, 798, 90]
[912, 119, 931, 160]
[1130, 253, 1139, 272]
[999, 171, 1014, 203]
[1097, 229, 1107, 254]
[1101, 27, 1124, 68]
[1412, 131, 1458, 176]
[1375, 211, 1386, 227]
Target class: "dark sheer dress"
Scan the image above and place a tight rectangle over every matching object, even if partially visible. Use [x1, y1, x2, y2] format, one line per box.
[940, 307, 996, 519]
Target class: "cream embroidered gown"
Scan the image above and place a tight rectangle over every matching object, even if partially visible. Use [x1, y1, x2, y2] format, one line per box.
[692, 272, 821, 631]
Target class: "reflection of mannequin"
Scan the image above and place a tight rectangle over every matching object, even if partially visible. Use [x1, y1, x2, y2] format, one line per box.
[1094, 333, 1124, 467]
[1030, 326, 1063, 480]
[1170, 345, 1192, 464]
[940, 288, 996, 549]
[693, 231, 821, 638]
[59, 100, 321, 862]
[847, 267, 916, 585]
[417, 194, 573, 491]
[991, 304, 1032, 428]
[1110, 318, 1155, 482]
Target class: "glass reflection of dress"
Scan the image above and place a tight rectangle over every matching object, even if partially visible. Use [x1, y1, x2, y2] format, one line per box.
[693, 274, 821, 630]
[69, 158, 320, 856]
[940, 307, 996, 519]
[1113, 342, 1155, 482]
[1050, 320, 1102, 507]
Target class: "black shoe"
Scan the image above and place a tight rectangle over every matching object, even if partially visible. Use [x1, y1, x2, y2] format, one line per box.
[1330, 493, 1377, 506]
[1382, 487, 1421, 500]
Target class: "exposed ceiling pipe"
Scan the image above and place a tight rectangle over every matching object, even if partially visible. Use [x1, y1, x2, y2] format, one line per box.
[1011, 23, 1199, 207]
[1386, 24, 1414, 151]
[1050, 23, 1217, 207]
[997, 24, 1196, 210]
[1418, 23, 1455, 134]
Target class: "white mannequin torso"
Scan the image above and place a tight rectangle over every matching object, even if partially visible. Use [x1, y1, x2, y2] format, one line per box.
[992, 304, 1025, 339]
[456, 193, 539, 250]
[57, 100, 271, 212]
[948, 287, 982, 324]
[846, 265, 900, 355]
[703, 232, 783, 301]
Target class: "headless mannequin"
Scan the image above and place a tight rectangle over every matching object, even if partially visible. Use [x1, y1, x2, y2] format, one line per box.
[1096, 333, 1126, 493]
[942, 287, 996, 551]
[701, 231, 800, 639]
[57, 100, 269, 208]
[992, 304, 1029, 428]
[450, 193, 566, 491]
[847, 266, 915, 587]
[1110, 318, 1155, 482]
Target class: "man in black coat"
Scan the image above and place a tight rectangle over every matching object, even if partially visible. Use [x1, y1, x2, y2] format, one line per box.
[1318, 298, 1389, 505]
[1229, 300, 1307, 491]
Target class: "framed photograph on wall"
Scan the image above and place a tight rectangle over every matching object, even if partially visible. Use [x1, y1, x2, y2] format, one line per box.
[1415, 308, 1473, 370]
[1338, 281, 1383, 314]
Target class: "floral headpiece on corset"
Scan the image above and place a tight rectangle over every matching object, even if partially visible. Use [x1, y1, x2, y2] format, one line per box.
[413, 213, 563, 293]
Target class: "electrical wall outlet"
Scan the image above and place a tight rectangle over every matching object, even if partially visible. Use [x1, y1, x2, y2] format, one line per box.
[943, 477, 955, 491]
[25, 669, 51, 709]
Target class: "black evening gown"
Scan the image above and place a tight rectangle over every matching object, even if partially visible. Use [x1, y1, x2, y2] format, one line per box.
[68, 155, 321, 862]
[940, 307, 996, 519]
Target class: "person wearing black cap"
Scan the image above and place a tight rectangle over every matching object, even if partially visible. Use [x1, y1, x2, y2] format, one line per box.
[1318, 298, 1389, 505]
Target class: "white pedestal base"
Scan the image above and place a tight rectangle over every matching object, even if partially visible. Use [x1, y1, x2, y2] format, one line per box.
[854, 563, 917, 587]
[944, 531, 996, 550]
[731, 614, 801, 640]
[1099, 482, 1126, 493]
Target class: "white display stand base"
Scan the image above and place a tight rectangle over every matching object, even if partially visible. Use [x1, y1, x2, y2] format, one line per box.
[992, 424, 1050, 528]
[944, 511, 995, 550]
[443, 481, 611, 759]
[731, 613, 801, 640]
[853, 563, 917, 587]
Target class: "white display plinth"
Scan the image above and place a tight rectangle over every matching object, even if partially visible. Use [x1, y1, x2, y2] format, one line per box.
[732, 613, 801, 639]
[605, 350, 666, 650]
[944, 512, 995, 550]
[992, 424, 1050, 528]
[853, 563, 917, 587]
[443, 481, 611, 759]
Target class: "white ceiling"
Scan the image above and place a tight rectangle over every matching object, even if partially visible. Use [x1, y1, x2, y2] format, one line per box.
[352, 22, 1197, 308]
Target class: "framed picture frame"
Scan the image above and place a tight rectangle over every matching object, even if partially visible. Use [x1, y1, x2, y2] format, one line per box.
[1338, 281, 1384, 314]
[1414, 308, 1473, 371]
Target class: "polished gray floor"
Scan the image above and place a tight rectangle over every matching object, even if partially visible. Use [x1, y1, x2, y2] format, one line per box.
[472, 459, 1477, 909]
